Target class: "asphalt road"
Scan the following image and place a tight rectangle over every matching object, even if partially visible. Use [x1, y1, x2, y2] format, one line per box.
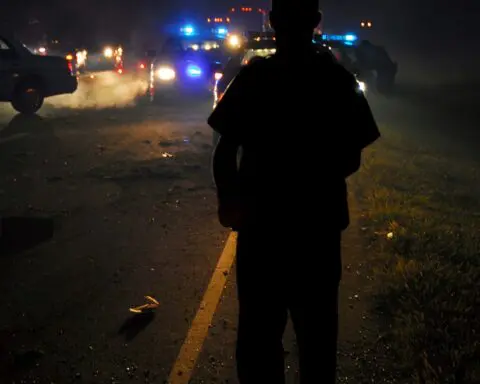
[0, 73, 479, 384]
[0, 73, 230, 383]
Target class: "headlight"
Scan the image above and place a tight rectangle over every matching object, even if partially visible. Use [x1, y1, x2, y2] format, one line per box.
[227, 35, 241, 48]
[104, 47, 113, 58]
[357, 80, 366, 93]
[157, 66, 176, 81]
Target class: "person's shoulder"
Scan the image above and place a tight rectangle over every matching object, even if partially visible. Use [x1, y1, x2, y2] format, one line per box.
[240, 56, 271, 76]
[313, 51, 357, 86]
[230, 56, 271, 88]
[313, 48, 337, 64]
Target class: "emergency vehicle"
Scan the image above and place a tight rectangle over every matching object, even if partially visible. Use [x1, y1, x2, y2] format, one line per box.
[205, 6, 270, 53]
[148, 24, 227, 93]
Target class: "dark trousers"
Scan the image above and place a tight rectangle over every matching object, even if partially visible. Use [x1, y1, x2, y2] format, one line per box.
[235, 227, 341, 384]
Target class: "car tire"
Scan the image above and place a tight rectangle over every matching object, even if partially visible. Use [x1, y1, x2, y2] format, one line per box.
[11, 82, 45, 115]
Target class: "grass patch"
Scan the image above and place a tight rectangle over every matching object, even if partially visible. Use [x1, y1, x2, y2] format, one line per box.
[351, 127, 480, 383]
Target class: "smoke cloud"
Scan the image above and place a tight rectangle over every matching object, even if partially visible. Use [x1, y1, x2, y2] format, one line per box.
[46, 71, 149, 109]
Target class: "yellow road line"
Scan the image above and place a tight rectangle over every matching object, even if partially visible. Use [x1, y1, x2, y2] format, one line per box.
[168, 232, 237, 384]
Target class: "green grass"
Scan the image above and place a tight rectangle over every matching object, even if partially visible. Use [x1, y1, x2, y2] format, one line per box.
[351, 127, 480, 383]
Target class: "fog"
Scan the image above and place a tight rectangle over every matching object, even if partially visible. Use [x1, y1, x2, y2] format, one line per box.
[45, 72, 149, 109]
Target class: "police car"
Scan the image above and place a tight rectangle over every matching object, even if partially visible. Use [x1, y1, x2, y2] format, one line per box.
[314, 33, 366, 82]
[0, 31, 78, 114]
[151, 25, 228, 93]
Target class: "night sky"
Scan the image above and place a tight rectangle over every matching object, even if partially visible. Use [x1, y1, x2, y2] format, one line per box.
[1, 0, 478, 53]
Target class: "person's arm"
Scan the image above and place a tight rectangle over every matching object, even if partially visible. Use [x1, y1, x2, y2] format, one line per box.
[208, 64, 258, 229]
[339, 72, 380, 178]
[212, 136, 242, 228]
[209, 66, 252, 192]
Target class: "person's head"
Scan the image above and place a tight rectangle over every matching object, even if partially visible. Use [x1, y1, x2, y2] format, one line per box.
[269, 0, 321, 50]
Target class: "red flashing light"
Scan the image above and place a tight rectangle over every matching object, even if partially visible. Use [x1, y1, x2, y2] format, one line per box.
[139, 63, 145, 69]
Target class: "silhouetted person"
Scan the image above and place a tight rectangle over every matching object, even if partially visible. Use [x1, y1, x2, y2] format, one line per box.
[208, 1, 380, 383]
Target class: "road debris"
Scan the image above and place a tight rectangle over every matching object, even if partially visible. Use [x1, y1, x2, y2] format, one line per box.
[129, 295, 160, 314]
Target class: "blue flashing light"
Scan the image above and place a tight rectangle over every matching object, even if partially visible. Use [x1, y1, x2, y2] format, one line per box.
[322, 33, 358, 44]
[186, 64, 202, 77]
[217, 27, 228, 35]
[181, 25, 195, 36]
[344, 34, 358, 42]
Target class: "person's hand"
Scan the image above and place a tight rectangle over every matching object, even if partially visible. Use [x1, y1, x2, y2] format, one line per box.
[218, 197, 243, 231]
